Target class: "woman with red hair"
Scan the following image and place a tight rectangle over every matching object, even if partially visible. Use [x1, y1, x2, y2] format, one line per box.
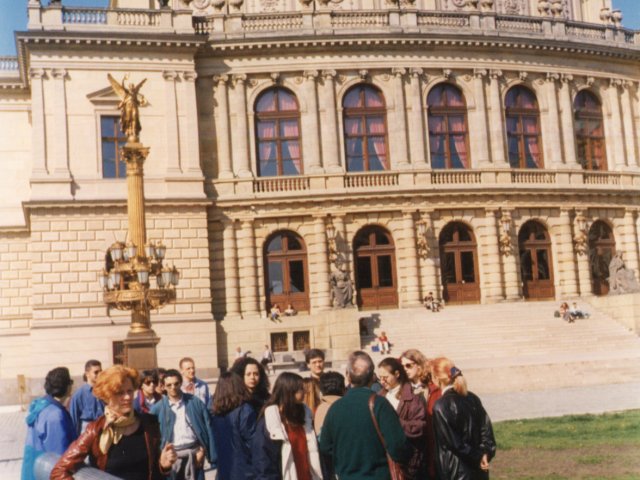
[51, 365, 177, 480]
[431, 357, 496, 480]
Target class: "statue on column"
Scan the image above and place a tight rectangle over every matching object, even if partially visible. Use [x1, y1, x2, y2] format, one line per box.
[108, 74, 147, 143]
[607, 252, 640, 295]
[330, 263, 354, 308]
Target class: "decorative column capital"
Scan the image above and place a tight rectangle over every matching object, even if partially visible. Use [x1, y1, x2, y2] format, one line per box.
[182, 71, 197, 82]
[489, 69, 502, 80]
[51, 68, 67, 80]
[231, 73, 247, 86]
[392, 67, 407, 78]
[409, 67, 424, 78]
[303, 70, 319, 81]
[29, 68, 46, 80]
[546, 72, 560, 83]
[163, 70, 179, 81]
[473, 68, 487, 79]
[213, 74, 229, 85]
[321, 69, 337, 80]
[609, 78, 623, 89]
[560, 73, 573, 84]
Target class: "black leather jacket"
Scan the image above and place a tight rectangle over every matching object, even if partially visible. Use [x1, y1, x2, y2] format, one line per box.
[433, 389, 496, 480]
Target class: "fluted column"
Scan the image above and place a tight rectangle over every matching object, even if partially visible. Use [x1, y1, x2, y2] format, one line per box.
[480, 209, 504, 302]
[312, 216, 332, 310]
[620, 81, 638, 169]
[401, 211, 422, 306]
[222, 219, 241, 317]
[237, 219, 260, 317]
[556, 209, 579, 297]
[230, 74, 251, 177]
[30, 68, 47, 178]
[488, 70, 508, 167]
[607, 79, 627, 170]
[51, 68, 70, 178]
[391, 68, 410, 169]
[163, 70, 181, 175]
[472, 69, 490, 167]
[501, 211, 521, 300]
[543, 73, 563, 167]
[407, 68, 427, 168]
[558, 74, 579, 168]
[573, 211, 593, 296]
[182, 71, 202, 175]
[302, 70, 322, 173]
[319, 70, 341, 172]
[622, 209, 640, 275]
[213, 75, 233, 178]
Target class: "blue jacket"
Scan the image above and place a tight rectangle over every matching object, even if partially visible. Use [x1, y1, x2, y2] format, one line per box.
[151, 393, 217, 466]
[21, 396, 77, 480]
[69, 383, 104, 435]
[211, 402, 257, 480]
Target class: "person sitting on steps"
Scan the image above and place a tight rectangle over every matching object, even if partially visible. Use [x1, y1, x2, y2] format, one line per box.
[270, 304, 282, 322]
[378, 331, 391, 354]
[424, 292, 442, 312]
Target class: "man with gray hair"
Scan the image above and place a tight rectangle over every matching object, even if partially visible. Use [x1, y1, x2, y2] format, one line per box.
[319, 351, 410, 479]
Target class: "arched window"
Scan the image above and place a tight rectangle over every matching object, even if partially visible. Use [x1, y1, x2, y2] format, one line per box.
[343, 84, 388, 172]
[427, 84, 470, 169]
[255, 88, 302, 177]
[505, 86, 543, 169]
[574, 91, 606, 171]
[264, 231, 309, 313]
[518, 220, 555, 299]
[438, 222, 480, 304]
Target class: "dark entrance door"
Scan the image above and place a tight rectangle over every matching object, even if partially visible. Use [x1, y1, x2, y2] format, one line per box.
[588, 221, 615, 296]
[519, 221, 555, 300]
[265, 231, 309, 313]
[354, 226, 398, 309]
[439, 222, 481, 304]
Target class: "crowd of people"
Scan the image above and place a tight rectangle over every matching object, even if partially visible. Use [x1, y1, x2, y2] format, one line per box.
[22, 348, 496, 480]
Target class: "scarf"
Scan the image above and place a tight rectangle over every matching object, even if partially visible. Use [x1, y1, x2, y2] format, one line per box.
[99, 407, 138, 454]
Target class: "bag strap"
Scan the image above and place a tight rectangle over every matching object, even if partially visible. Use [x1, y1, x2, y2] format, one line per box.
[368, 393, 388, 452]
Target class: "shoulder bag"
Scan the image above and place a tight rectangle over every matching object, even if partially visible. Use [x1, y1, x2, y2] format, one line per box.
[368, 394, 407, 480]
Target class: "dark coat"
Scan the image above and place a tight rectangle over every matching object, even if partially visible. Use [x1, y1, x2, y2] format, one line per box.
[251, 415, 282, 480]
[211, 402, 257, 480]
[433, 389, 496, 480]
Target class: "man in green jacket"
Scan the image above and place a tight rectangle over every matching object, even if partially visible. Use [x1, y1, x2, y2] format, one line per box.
[319, 351, 411, 480]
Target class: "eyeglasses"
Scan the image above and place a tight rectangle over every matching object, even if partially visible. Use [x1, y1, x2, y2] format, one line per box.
[401, 362, 416, 369]
[143, 380, 157, 386]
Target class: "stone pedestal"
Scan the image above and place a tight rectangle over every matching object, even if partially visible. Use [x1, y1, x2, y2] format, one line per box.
[124, 330, 160, 371]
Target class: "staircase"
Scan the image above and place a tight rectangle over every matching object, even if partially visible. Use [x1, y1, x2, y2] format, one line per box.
[357, 300, 640, 395]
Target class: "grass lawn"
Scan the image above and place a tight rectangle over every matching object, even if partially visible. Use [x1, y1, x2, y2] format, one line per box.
[490, 410, 640, 479]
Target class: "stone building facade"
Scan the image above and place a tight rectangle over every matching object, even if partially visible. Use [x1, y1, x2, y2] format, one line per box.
[0, 0, 638, 396]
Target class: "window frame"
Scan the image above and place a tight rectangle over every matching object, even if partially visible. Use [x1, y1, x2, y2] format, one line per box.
[504, 86, 544, 169]
[574, 90, 607, 171]
[100, 114, 127, 179]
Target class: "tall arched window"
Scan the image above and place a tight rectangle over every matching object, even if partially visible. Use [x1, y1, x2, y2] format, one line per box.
[505, 86, 543, 169]
[343, 84, 388, 172]
[255, 88, 302, 177]
[427, 84, 470, 169]
[574, 91, 607, 171]
[264, 231, 309, 313]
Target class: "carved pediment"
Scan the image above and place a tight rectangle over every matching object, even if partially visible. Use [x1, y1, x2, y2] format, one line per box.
[87, 85, 120, 106]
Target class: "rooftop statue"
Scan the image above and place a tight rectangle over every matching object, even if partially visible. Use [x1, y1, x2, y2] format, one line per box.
[108, 74, 147, 143]
[608, 252, 640, 295]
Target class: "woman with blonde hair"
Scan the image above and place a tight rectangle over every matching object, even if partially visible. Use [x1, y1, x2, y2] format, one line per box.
[399, 349, 430, 395]
[51, 365, 177, 480]
[431, 357, 496, 480]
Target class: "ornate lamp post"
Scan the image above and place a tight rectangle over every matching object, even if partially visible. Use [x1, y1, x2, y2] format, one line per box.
[99, 74, 179, 370]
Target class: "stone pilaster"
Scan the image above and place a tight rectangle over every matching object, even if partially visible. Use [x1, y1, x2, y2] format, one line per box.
[213, 75, 233, 178]
[182, 71, 202, 176]
[222, 219, 241, 317]
[311, 216, 332, 310]
[479, 209, 504, 302]
[421, 210, 441, 300]
[391, 68, 409, 169]
[230, 74, 251, 177]
[30, 68, 47, 178]
[501, 210, 521, 300]
[163, 70, 181, 175]
[622, 209, 640, 275]
[543, 73, 563, 167]
[607, 79, 627, 170]
[620, 81, 638, 169]
[556, 209, 580, 297]
[573, 210, 593, 296]
[558, 74, 579, 168]
[237, 219, 260, 317]
[401, 211, 422, 306]
[302, 70, 322, 173]
[472, 69, 490, 167]
[407, 68, 427, 168]
[51, 68, 70, 178]
[488, 70, 508, 167]
[319, 70, 341, 172]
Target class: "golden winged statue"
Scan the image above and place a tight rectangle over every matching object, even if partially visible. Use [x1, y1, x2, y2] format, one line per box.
[108, 74, 147, 142]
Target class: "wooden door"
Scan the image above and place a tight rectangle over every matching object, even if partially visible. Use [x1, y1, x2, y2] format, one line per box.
[265, 231, 309, 313]
[589, 221, 615, 296]
[354, 227, 398, 309]
[439, 222, 481, 304]
[519, 221, 555, 300]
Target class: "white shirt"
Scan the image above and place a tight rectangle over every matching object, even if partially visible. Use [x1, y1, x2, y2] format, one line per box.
[169, 397, 198, 448]
[386, 384, 401, 411]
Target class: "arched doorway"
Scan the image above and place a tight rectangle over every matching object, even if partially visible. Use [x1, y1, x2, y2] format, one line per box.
[439, 222, 480, 304]
[353, 226, 398, 309]
[518, 221, 555, 300]
[264, 231, 309, 314]
[588, 221, 615, 296]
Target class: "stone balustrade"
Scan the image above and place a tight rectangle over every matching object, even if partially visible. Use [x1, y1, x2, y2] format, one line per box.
[0, 57, 19, 71]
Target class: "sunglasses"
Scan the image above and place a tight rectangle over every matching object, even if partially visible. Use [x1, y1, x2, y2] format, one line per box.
[143, 380, 157, 386]
[401, 362, 416, 369]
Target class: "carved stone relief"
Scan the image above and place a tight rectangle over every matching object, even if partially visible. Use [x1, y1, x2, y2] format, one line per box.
[496, 0, 528, 15]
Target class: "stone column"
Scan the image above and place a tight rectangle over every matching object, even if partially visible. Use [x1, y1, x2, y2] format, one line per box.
[573, 211, 593, 296]
[635, 83, 640, 168]
[319, 70, 341, 172]
[51, 68, 70, 178]
[480, 209, 504, 302]
[620, 81, 638, 169]
[488, 70, 508, 167]
[543, 73, 563, 167]
[30, 68, 47, 177]
[607, 79, 627, 170]
[230, 74, 252, 177]
[501, 211, 521, 300]
[556, 209, 580, 297]
[472, 69, 490, 167]
[407, 68, 427, 168]
[163, 70, 181, 175]
[312, 216, 332, 310]
[213, 75, 233, 178]
[182, 71, 202, 175]
[302, 70, 322, 173]
[222, 219, 241, 317]
[558, 74, 579, 168]
[401, 211, 422, 306]
[421, 210, 441, 300]
[237, 219, 260, 317]
[622, 209, 640, 275]
[391, 68, 410, 169]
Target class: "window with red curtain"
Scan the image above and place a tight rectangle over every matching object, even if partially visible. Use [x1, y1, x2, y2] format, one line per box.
[574, 90, 607, 171]
[505, 86, 543, 169]
[255, 87, 302, 177]
[343, 84, 388, 172]
[427, 84, 470, 169]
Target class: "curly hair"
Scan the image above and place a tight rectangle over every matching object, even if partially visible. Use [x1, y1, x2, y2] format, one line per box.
[230, 357, 270, 401]
[93, 365, 139, 403]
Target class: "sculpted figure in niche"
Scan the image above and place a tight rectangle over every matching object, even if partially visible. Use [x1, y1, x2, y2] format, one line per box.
[608, 252, 640, 295]
[330, 264, 354, 308]
[108, 74, 147, 143]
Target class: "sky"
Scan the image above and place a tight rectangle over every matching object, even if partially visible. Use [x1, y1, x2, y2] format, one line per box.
[0, 0, 639, 56]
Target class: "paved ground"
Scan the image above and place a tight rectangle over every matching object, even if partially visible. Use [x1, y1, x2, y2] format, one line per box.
[3, 381, 640, 480]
